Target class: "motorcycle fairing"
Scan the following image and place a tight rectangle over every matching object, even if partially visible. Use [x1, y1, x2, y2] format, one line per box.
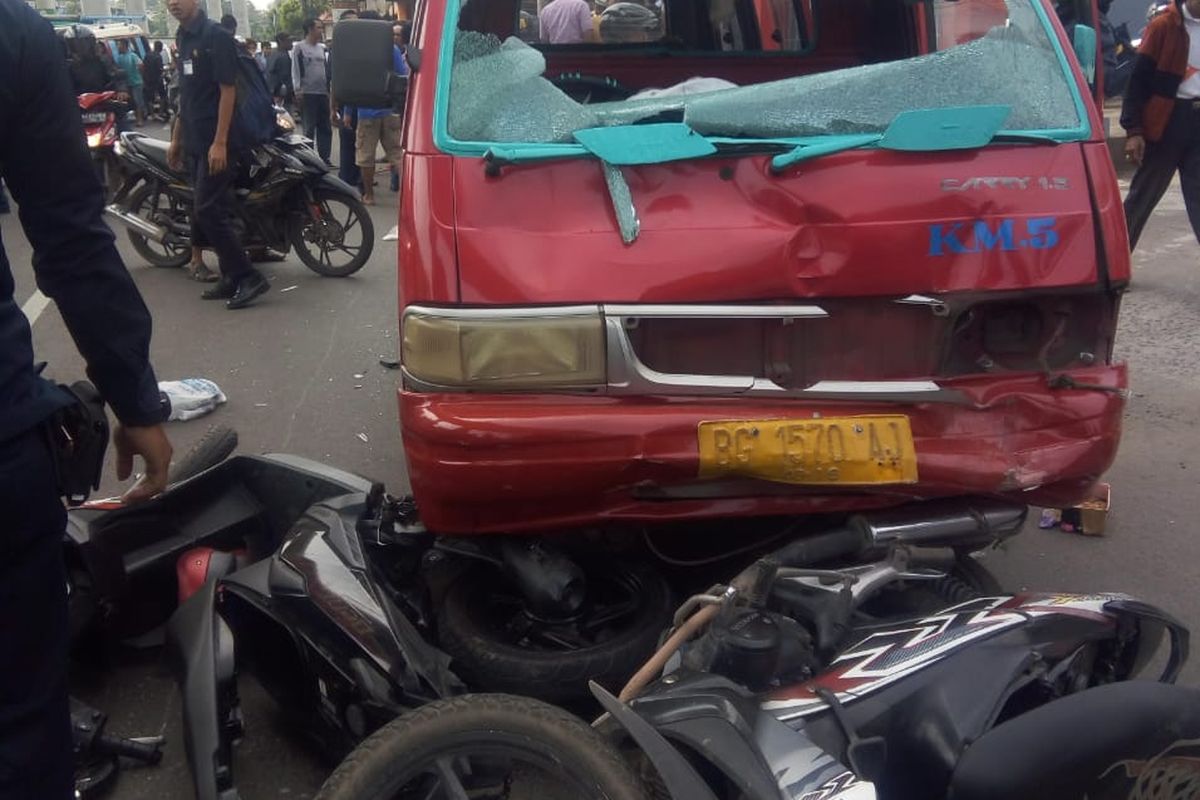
[762, 593, 1130, 721]
[168, 487, 463, 800]
[608, 673, 867, 800]
[765, 594, 1184, 798]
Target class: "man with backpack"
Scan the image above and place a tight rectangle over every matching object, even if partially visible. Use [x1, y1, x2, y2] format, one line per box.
[166, 0, 269, 309]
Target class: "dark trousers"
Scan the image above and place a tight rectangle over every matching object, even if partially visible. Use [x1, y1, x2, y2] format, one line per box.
[191, 154, 254, 283]
[301, 93, 333, 163]
[338, 108, 361, 189]
[1124, 99, 1200, 250]
[0, 429, 71, 800]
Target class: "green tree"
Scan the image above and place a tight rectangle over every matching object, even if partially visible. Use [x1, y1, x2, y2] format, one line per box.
[248, 3, 273, 41]
[145, 0, 172, 37]
[270, 0, 325, 37]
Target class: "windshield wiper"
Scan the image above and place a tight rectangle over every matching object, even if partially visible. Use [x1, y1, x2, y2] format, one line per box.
[770, 105, 1058, 173]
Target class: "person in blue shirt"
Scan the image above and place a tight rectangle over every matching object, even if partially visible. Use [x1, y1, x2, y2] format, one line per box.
[354, 16, 408, 205]
[0, 2, 173, 796]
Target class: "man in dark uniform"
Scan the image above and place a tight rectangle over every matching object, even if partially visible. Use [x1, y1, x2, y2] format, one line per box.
[167, 0, 269, 308]
[0, 1, 174, 797]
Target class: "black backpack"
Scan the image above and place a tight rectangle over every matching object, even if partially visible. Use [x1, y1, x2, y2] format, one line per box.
[234, 51, 276, 145]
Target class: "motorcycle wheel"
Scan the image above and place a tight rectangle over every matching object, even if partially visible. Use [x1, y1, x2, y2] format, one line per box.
[290, 188, 374, 277]
[169, 425, 238, 484]
[126, 183, 192, 269]
[315, 694, 648, 800]
[439, 561, 673, 704]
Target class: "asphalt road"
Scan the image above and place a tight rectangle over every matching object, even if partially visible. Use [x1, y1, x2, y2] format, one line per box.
[5, 138, 1200, 799]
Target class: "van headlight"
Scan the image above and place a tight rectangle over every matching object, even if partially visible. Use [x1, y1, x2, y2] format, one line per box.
[402, 306, 606, 390]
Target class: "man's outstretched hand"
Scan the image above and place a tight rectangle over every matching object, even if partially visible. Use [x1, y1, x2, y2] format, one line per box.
[114, 423, 173, 504]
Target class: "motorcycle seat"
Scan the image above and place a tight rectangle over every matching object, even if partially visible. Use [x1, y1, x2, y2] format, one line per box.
[128, 135, 176, 173]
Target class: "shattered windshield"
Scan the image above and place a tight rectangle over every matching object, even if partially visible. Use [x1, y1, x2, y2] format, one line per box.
[445, 0, 1083, 146]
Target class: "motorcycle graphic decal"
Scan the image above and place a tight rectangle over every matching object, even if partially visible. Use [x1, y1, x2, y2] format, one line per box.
[763, 594, 1123, 721]
[797, 771, 876, 800]
[1090, 739, 1200, 800]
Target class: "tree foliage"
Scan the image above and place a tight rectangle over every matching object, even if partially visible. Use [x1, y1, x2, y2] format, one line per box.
[270, 0, 330, 37]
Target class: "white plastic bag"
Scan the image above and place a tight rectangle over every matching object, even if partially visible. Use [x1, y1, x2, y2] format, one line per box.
[159, 378, 227, 422]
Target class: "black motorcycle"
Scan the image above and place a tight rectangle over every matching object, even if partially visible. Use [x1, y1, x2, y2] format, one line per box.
[104, 125, 374, 278]
[314, 549, 1197, 800]
[72, 427, 1197, 800]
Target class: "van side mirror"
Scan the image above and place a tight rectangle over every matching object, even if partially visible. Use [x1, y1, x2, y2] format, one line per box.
[1073, 24, 1097, 84]
[331, 19, 408, 110]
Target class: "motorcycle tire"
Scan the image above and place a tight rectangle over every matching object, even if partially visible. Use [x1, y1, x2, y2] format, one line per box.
[290, 188, 374, 277]
[315, 694, 649, 800]
[169, 425, 238, 485]
[439, 561, 673, 705]
[126, 183, 192, 269]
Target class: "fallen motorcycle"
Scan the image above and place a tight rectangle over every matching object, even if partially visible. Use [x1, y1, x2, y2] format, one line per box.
[103, 120, 374, 277]
[314, 547, 1195, 800]
[144, 429, 1056, 799]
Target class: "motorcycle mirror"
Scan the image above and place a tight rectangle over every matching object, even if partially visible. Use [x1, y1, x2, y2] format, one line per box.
[331, 20, 407, 110]
[1072, 24, 1098, 84]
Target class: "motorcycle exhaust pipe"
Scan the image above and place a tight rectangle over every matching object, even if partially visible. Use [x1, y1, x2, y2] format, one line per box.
[104, 204, 167, 243]
[770, 498, 1027, 567]
[855, 498, 1027, 553]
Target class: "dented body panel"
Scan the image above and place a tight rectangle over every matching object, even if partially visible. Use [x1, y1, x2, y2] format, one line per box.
[401, 366, 1124, 533]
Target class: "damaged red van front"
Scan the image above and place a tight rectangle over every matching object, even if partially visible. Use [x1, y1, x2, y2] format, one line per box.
[395, 0, 1128, 534]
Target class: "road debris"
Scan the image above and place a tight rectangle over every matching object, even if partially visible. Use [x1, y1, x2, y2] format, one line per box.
[159, 378, 227, 422]
[357, 433, 369, 443]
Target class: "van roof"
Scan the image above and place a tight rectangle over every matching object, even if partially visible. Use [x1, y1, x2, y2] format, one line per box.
[85, 22, 147, 39]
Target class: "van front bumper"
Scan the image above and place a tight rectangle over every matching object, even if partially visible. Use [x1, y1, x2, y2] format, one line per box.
[399, 365, 1126, 535]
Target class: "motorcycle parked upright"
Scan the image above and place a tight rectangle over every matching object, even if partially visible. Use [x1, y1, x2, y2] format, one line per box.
[78, 91, 129, 198]
[104, 117, 374, 277]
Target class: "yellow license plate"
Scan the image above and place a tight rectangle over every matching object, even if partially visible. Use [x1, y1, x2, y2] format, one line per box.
[697, 416, 918, 485]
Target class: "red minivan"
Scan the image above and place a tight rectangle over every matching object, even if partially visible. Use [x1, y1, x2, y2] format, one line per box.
[370, 0, 1127, 535]
[333, 0, 1126, 696]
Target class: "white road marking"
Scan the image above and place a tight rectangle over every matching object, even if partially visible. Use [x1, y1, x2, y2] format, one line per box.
[20, 289, 49, 325]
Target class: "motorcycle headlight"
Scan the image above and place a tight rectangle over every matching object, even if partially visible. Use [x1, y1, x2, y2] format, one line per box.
[275, 110, 295, 132]
[403, 307, 606, 390]
[87, 131, 103, 149]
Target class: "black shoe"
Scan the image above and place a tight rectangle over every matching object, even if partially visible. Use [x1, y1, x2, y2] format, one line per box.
[201, 278, 237, 300]
[226, 273, 269, 310]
